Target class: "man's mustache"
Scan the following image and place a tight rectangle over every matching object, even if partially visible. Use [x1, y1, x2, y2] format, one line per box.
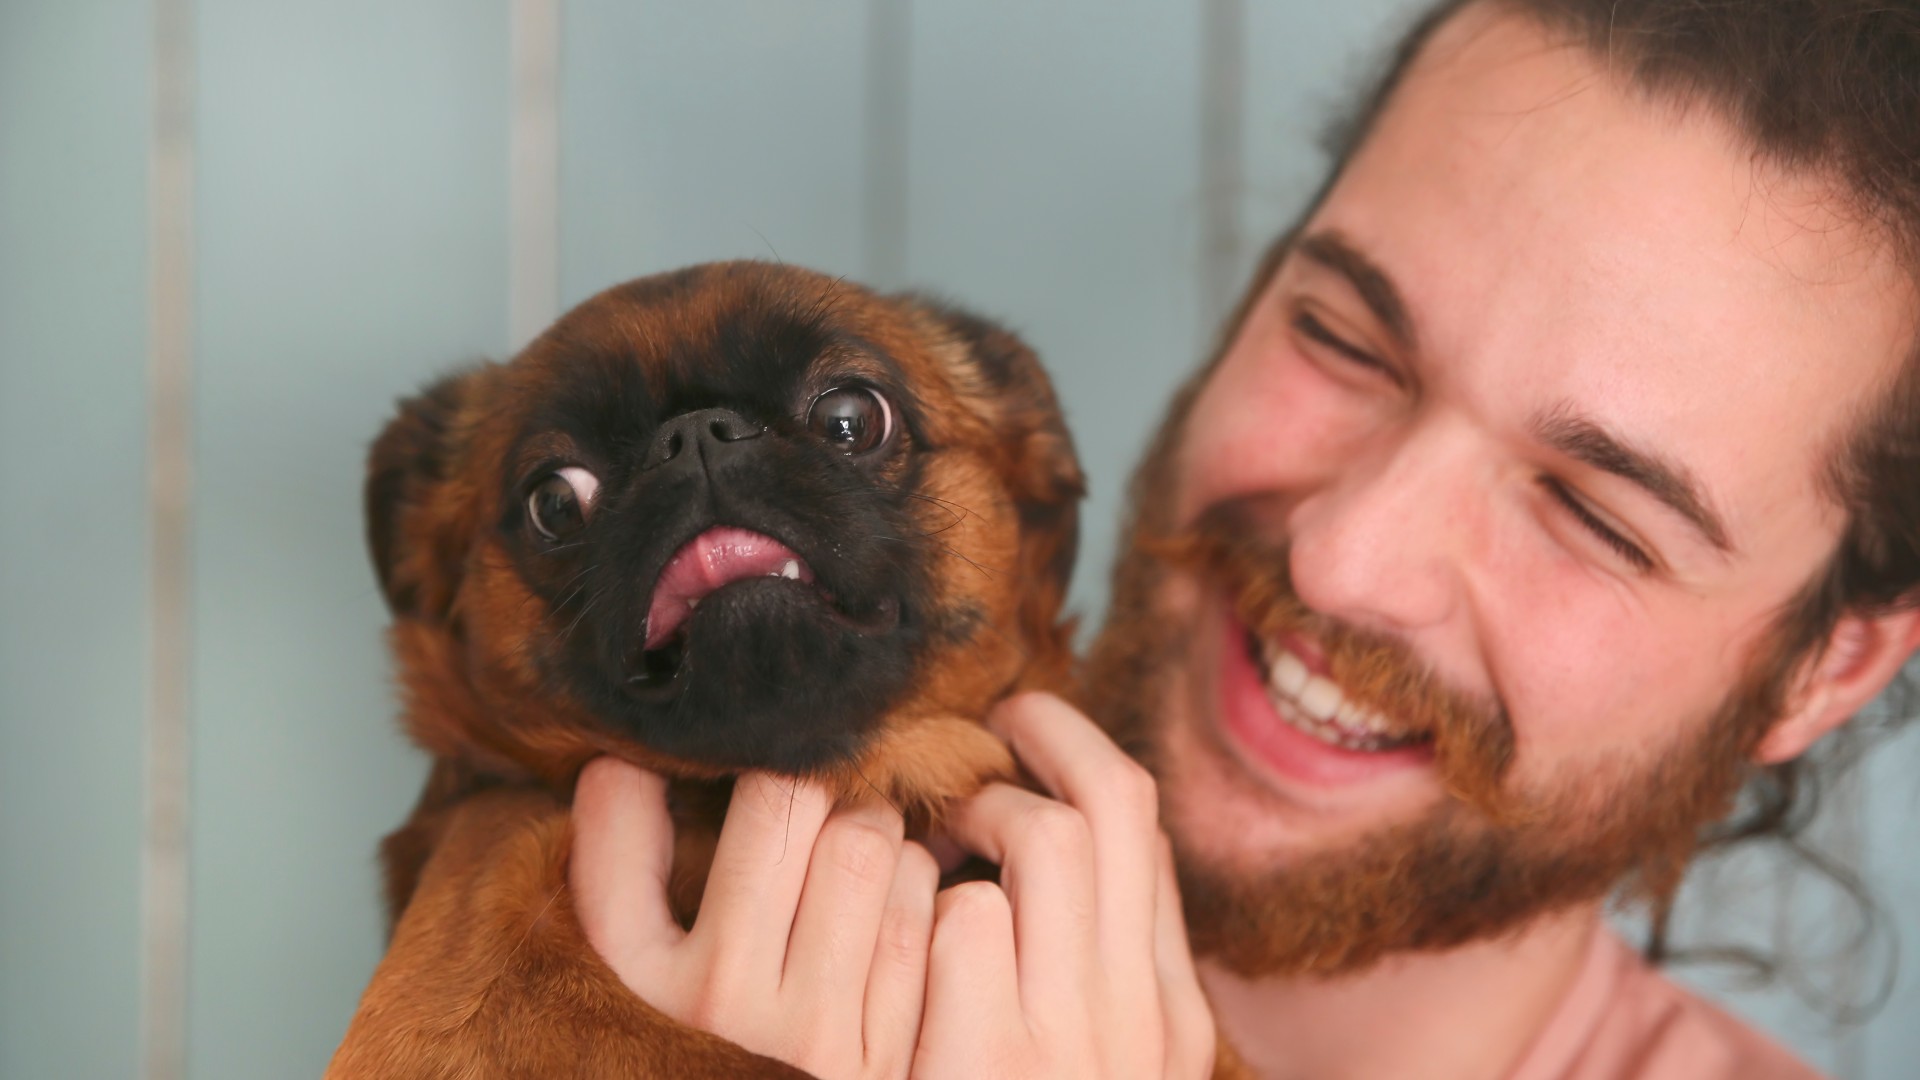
[1148, 499, 1525, 822]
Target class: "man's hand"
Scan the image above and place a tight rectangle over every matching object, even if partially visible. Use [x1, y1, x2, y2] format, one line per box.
[571, 758, 937, 1080]
[914, 693, 1217, 1080]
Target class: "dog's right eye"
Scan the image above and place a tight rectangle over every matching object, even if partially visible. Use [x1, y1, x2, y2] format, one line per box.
[527, 466, 599, 542]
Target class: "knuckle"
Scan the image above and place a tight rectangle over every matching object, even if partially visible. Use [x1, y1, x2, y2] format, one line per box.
[1015, 802, 1091, 861]
[936, 879, 1008, 929]
[820, 818, 901, 889]
[990, 689, 1056, 736]
[876, 905, 929, 968]
[899, 841, 940, 893]
[1104, 757, 1160, 818]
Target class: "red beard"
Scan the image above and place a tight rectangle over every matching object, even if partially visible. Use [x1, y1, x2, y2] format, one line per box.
[1085, 489, 1791, 979]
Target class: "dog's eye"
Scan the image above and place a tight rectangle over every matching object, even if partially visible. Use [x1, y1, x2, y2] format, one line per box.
[807, 386, 893, 455]
[527, 466, 599, 542]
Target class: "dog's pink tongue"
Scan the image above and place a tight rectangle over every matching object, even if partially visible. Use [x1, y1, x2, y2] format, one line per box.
[644, 527, 812, 649]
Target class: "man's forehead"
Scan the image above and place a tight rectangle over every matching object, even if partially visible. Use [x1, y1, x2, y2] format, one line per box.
[1299, 7, 1915, 526]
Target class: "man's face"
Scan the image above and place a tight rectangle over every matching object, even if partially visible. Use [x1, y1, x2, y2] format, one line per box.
[1090, 9, 1915, 974]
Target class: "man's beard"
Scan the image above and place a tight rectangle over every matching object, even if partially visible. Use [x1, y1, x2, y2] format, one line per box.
[1085, 487, 1795, 980]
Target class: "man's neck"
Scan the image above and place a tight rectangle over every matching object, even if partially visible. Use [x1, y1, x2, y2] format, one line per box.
[1201, 904, 1603, 1080]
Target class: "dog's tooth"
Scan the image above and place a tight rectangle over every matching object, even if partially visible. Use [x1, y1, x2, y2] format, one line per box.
[687, 597, 700, 611]
[1298, 675, 1342, 722]
[1268, 649, 1310, 698]
[781, 560, 799, 580]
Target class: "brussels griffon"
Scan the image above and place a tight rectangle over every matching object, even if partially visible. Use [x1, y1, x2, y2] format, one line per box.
[327, 262, 1085, 1077]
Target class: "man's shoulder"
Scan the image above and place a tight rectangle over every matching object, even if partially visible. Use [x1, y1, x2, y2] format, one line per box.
[1517, 930, 1826, 1080]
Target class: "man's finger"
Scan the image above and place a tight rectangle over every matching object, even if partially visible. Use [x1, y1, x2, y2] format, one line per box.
[689, 772, 834, 968]
[923, 881, 1024, 1051]
[862, 840, 939, 1079]
[1152, 833, 1216, 1078]
[988, 694, 1163, 1015]
[570, 757, 684, 963]
[945, 782, 1098, 1013]
[781, 798, 905, 1018]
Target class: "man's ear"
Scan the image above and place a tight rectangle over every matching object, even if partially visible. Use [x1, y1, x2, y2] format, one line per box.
[365, 367, 488, 621]
[1755, 605, 1920, 764]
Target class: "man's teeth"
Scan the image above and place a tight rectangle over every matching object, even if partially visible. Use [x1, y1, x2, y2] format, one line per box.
[1257, 638, 1421, 751]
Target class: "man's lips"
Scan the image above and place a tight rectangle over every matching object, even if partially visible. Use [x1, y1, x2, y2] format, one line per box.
[1215, 608, 1434, 789]
[644, 526, 816, 649]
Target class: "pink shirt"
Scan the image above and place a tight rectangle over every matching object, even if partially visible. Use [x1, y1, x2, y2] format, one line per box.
[1506, 929, 1824, 1080]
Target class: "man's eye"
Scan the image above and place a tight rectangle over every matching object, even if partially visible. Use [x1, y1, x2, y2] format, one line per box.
[1292, 311, 1400, 384]
[1541, 478, 1654, 572]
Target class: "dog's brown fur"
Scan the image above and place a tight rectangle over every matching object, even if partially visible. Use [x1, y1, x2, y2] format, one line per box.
[327, 263, 1087, 1077]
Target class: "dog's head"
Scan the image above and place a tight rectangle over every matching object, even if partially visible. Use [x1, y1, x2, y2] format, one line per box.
[368, 262, 1082, 808]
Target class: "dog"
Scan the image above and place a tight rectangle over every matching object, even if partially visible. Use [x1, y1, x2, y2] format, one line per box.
[325, 261, 1086, 1077]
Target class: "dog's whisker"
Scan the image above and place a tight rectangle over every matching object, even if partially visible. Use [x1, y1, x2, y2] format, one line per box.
[559, 586, 610, 642]
[490, 881, 567, 990]
[874, 533, 1005, 578]
[850, 759, 904, 819]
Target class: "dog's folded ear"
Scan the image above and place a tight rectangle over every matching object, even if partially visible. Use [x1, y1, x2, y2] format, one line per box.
[927, 304, 1087, 652]
[366, 368, 488, 621]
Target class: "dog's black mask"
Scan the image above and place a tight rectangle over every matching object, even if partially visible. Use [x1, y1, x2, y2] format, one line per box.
[494, 278, 941, 773]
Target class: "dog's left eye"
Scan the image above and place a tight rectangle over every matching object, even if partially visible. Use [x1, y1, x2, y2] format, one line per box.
[807, 386, 894, 455]
[527, 466, 599, 542]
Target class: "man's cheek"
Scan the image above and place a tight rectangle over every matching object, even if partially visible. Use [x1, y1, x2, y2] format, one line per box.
[1176, 375, 1383, 528]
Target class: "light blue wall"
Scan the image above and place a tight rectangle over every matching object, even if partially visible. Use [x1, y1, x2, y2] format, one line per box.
[0, 3, 153, 1079]
[3, 3, 1916, 1078]
[187, 4, 510, 1077]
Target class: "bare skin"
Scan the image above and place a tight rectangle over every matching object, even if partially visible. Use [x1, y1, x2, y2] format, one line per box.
[572, 695, 1217, 1080]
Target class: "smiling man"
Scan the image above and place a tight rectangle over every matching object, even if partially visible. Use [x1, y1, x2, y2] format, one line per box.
[564, 2, 1920, 1078]
[1076, 1, 1920, 1076]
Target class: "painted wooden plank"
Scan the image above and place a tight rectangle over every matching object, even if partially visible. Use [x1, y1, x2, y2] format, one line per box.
[0, 3, 153, 1077]
[560, 0, 873, 307]
[188, 3, 509, 1075]
[901, 0, 1206, 620]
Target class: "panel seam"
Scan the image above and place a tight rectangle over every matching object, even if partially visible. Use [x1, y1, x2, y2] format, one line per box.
[510, 0, 562, 350]
[1199, 0, 1246, 332]
[143, 0, 195, 1075]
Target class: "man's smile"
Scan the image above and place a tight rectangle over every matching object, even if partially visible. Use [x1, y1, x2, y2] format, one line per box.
[1253, 629, 1429, 752]
[1214, 601, 1436, 791]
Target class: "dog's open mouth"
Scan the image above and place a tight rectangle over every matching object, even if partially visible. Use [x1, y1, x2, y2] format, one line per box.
[628, 525, 898, 688]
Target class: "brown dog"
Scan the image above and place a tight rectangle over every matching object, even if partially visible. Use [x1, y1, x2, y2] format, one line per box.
[326, 262, 1085, 1077]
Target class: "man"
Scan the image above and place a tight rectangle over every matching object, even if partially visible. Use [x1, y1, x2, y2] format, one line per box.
[575, 1, 1920, 1076]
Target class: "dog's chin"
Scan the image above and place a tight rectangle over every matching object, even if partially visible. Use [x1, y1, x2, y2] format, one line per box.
[597, 577, 915, 774]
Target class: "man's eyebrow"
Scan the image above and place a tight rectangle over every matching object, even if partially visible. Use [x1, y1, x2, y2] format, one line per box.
[1532, 407, 1734, 553]
[1294, 230, 1418, 352]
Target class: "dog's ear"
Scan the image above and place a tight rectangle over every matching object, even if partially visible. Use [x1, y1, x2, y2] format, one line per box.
[932, 306, 1086, 655]
[366, 368, 486, 621]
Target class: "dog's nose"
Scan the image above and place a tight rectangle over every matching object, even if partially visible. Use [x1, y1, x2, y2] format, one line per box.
[649, 408, 765, 468]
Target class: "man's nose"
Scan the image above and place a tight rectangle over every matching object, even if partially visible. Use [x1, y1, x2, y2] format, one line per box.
[1285, 421, 1475, 635]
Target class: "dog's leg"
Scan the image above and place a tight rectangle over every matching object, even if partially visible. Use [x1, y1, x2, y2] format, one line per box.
[326, 785, 812, 1080]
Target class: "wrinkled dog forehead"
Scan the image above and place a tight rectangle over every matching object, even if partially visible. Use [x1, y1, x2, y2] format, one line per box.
[508, 263, 949, 439]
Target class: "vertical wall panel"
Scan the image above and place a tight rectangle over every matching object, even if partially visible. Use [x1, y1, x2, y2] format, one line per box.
[561, 0, 873, 308]
[1235, 1, 1424, 300]
[0, 4, 152, 1078]
[903, 0, 1206, 619]
[1859, 719, 1920, 1077]
[188, 3, 509, 1076]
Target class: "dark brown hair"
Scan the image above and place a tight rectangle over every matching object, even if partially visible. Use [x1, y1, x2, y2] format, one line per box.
[1296, 0, 1920, 1014]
